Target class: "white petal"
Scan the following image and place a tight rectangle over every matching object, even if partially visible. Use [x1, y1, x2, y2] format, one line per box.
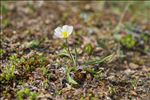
[62, 25, 73, 35]
[54, 27, 63, 38]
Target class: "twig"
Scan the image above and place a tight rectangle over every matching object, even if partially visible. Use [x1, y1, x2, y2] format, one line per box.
[113, 2, 132, 32]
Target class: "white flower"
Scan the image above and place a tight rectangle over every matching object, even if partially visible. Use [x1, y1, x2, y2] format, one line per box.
[54, 25, 73, 38]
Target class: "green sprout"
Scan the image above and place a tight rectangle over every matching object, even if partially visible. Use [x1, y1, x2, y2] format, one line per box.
[1, 65, 16, 81]
[121, 34, 136, 49]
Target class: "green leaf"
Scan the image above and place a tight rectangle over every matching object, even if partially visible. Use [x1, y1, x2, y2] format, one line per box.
[67, 73, 78, 85]
[83, 53, 115, 65]
[58, 49, 70, 57]
[84, 43, 93, 54]
[66, 68, 78, 85]
[26, 40, 39, 48]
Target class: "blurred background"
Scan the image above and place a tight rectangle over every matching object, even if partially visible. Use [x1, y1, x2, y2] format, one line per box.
[1, 1, 149, 37]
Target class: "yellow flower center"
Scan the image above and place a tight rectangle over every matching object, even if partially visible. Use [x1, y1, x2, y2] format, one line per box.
[62, 31, 68, 38]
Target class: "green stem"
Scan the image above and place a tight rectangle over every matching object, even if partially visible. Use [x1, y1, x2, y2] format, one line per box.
[74, 45, 78, 66]
[65, 38, 76, 67]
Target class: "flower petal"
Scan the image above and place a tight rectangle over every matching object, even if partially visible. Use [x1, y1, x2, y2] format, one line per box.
[54, 27, 63, 38]
[62, 25, 73, 35]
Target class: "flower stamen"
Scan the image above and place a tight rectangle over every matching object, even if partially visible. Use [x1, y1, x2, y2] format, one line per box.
[62, 31, 68, 38]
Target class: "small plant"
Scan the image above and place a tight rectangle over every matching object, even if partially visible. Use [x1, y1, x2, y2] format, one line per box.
[114, 24, 150, 51]
[9, 54, 21, 65]
[121, 34, 136, 49]
[54, 25, 78, 85]
[54, 25, 117, 85]
[1, 65, 16, 81]
[54, 25, 77, 67]
[17, 88, 38, 100]
[130, 79, 138, 90]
